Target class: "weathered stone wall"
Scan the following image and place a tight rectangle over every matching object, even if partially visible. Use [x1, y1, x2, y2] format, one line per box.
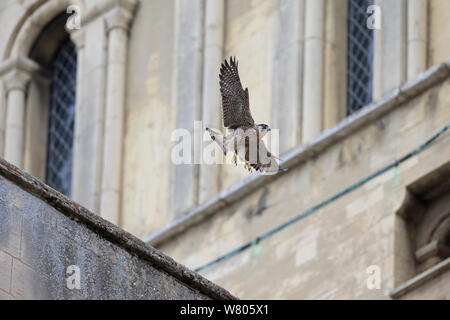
[0, 159, 235, 300]
[117, 0, 450, 237]
[122, 0, 177, 237]
[153, 66, 450, 299]
[430, 0, 450, 67]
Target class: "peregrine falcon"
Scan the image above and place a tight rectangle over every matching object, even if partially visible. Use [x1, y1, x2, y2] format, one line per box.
[206, 57, 287, 174]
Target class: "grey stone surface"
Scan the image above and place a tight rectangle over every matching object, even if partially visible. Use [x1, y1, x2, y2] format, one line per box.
[0, 158, 236, 300]
[0, 250, 12, 292]
[170, 0, 204, 219]
[0, 194, 22, 257]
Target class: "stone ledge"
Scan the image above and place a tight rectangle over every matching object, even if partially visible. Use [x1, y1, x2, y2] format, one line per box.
[0, 158, 236, 300]
[389, 257, 450, 299]
[143, 60, 450, 247]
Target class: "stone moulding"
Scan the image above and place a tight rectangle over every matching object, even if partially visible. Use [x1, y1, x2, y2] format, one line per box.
[0, 157, 236, 300]
[142, 59, 450, 247]
[389, 257, 450, 299]
[3, 0, 138, 60]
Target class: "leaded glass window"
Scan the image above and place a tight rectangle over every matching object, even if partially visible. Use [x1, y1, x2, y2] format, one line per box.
[45, 40, 77, 196]
[347, 0, 374, 115]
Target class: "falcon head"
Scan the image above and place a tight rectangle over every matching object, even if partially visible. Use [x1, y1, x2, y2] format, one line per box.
[257, 123, 271, 137]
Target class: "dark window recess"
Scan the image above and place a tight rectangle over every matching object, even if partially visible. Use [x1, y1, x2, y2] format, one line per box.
[347, 0, 374, 115]
[45, 40, 77, 197]
[396, 162, 450, 275]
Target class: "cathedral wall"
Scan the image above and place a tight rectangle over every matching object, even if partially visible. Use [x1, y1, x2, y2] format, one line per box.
[155, 69, 450, 299]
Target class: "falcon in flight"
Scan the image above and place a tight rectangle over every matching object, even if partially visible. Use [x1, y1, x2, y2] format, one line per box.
[206, 57, 287, 174]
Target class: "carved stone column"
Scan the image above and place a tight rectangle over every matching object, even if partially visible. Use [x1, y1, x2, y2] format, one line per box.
[0, 56, 39, 168]
[407, 0, 428, 80]
[199, 0, 224, 203]
[169, 0, 204, 219]
[100, 1, 137, 224]
[271, 0, 305, 152]
[302, 0, 325, 142]
[373, 0, 407, 99]
[69, 29, 87, 207]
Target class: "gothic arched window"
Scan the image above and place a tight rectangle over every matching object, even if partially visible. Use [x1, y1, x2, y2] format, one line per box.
[45, 39, 77, 196]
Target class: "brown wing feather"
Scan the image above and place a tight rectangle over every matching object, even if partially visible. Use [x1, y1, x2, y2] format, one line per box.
[244, 134, 285, 173]
[219, 57, 254, 128]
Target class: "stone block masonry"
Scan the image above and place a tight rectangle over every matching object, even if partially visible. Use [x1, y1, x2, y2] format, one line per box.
[0, 158, 236, 300]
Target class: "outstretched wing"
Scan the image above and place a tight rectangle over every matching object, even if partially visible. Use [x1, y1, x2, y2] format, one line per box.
[219, 57, 254, 128]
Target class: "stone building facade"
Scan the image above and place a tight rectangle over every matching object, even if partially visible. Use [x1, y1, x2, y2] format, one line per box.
[0, 0, 449, 299]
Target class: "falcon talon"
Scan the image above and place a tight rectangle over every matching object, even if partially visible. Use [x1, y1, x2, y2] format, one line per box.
[244, 160, 253, 172]
[233, 153, 238, 166]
